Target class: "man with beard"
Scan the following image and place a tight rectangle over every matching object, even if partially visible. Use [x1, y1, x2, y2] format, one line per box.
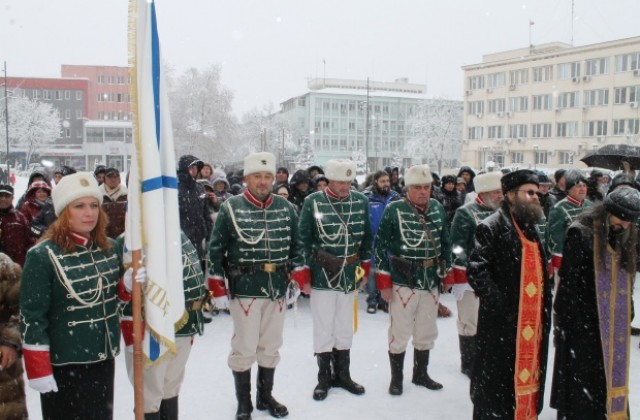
[546, 169, 592, 276]
[208, 152, 305, 419]
[445, 171, 503, 378]
[363, 170, 400, 314]
[551, 187, 640, 419]
[375, 165, 452, 396]
[467, 169, 552, 419]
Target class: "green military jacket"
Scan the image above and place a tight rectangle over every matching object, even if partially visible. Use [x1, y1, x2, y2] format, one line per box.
[298, 188, 373, 293]
[209, 191, 303, 300]
[20, 237, 124, 365]
[450, 199, 496, 272]
[546, 196, 593, 258]
[375, 198, 452, 291]
[119, 232, 207, 337]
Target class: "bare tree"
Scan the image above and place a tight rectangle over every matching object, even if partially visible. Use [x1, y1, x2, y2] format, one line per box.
[1, 97, 59, 167]
[406, 97, 463, 174]
[239, 103, 297, 166]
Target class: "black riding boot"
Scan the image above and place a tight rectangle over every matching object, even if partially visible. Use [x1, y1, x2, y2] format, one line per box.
[332, 349, 365, 395]
[232, 370, 253, 420]
[388, 351, 405, 396]
[412, 349, 443, 390]
[159, 396, 178, 420]
[459, 335, 476, 378]
[313, 352, 333, 401]
[256, 366, 288, 418]
[144, 412, 160, 420]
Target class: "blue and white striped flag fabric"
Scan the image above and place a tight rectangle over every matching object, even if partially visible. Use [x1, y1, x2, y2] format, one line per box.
[126, 0, 184, 364]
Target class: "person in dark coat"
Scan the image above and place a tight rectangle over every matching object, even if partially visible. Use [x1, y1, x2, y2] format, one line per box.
[536, 171, 553, 218]
[0, 185, 33, 266]
[457, 166, 476, 194]
[467, 170, 552, 419]
[311, 173, 329, 192]
[434, 175, 464, 228]
[18, 180, 51, 225]
[551, 188, 640, 419]
[288, 169, 311, 211]
[177, 155, 213, 265]
[93, 165, 107, 186]
[31, 167, 77, 240]
[15, 168, 51, 210]
[100, 168, 128, 239]
[274, 167, 289, 187]
[307, 165, 324, 179]
[384, 166, 403, 195]
[545, 169, 567, 216]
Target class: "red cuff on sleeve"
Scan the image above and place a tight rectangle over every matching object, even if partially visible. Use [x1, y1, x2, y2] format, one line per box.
[551, 255, 563, 270]
[376, 271, 392, 290]
[290, 267, 310, 289]
[118, 280, 132, 302]
[360, 260, 371, 279]
[22, 349, 53, 380]
[208, 277, 228, 298]
[453, 267, 468, 284]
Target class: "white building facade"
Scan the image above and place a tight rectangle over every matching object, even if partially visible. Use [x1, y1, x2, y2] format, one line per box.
[461, 36, 640, 171]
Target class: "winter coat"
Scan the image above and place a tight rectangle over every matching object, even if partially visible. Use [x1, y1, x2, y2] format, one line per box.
[29, 199, 57, 240]
[18, 181, 51, 225]
[433, 187, 464, 228]
[363, 187, 400, 238]
[211, 172, 233, 211]
[177, 155, 213, 260]
[546, 196, 593, 261]
[288, 169, 311, 212]
[550, 214, 634, 418]
[0, 253, 27, 420]
[100, 184, 128, 239]
[467, 205, 552, 417]
[0, 206, 33, 266]
[457, 166, 476, 194]
[545, 186, 567, 216]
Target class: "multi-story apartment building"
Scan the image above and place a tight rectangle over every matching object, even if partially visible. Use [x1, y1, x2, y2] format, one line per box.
[280, 77, 458, 170]
[61, 65, 132, 121]
[461, 36, 640, 171]
[5, 76, 89, 168]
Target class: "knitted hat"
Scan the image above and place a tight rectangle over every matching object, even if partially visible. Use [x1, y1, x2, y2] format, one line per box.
[564, 169, 588, 192]
[244, 152, 276, 176]
[474, 172, 503, 194]
[456, 177, 467, 185]
[325, 159, 357, 182]
[52, 172, 103, 216]
[501, 169, 539, 194]
[604, 187, 640, 221]
[404, 164, 433, 186]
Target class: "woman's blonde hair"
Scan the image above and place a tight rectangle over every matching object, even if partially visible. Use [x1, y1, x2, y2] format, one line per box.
[40, 201, 111, 254]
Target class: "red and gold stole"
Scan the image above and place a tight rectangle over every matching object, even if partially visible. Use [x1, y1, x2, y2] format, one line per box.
[513, 220, 544, 420]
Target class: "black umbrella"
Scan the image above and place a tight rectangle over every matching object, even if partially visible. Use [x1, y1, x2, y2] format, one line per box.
[580, 144, 640, 170]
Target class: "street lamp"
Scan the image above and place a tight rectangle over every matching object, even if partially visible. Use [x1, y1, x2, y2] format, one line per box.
[533, 144, 539, 169]
[2, 62, 9, 176]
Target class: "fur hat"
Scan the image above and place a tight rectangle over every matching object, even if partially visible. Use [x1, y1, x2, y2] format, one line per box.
[325, 159, 357, 182]
[52, 172, 103, 216]
[244, 152, 276, 176]
[604, 187, 640, 222]
[609, 174, 636, 193]
[474, 172, 503, 194]
[404, 165, 433, 186]
[501, 169, 539, 194]
[564, 169, 588, 192]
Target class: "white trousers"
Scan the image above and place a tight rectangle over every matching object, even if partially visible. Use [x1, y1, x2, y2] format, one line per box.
[456, 290, 479, 336]
[125, 335, 193, 414]
[388, 286, 439, 354]
[310, 289, 355, 353]
[228, 297, 286, 371]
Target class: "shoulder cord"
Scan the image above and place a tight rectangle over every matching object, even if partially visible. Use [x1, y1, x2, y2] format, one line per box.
[46, 246, 103, 306]
[313, 200, 347, 245]
[403, 199, 440, 262]
[397, 208, 426, 248]
[227, 201, 265, 245]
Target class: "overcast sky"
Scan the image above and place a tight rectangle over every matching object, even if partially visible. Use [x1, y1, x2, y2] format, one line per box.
[1, 0, 639, 118]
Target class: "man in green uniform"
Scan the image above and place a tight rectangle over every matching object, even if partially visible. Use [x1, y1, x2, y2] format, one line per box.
[208, 152, 304, 420]
[297, 159, 373, 401]
[374, 164, 452, 396]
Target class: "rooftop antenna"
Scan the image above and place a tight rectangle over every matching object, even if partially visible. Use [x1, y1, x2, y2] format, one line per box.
[529, 19, 535, 54]
[571, 0, 575, 46]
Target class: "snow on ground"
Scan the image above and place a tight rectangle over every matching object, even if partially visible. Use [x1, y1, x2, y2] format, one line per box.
[14, 174, 640, 419]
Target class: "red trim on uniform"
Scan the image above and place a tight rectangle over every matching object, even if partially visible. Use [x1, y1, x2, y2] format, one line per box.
[325, 187, 339, 199]
[290, 267, 310, 289]
[22, 349, 53, 379]
[376, 271, 393, 290]
[243, 190, 273, 209]
[120, 319, 146, 346]
[208, 277, 228, 297]
[70, 232, 90, 246]
[360, 260, 371, 279]
[566, 195, 583, 207]
[453, 267, 468, 284]
[475, 195, 486, 206]
[118, 280, 132, 302]
[551, 255, 563, 270]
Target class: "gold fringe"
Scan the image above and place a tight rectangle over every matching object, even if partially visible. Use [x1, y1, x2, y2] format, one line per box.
[173, 309, 189, 332]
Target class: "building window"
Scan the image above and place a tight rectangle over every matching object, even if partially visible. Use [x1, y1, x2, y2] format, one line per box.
[535, 151, 548, 165]
[583, 89, 609, 106]
[585, 57, 609, 76]
[613, 119, 640, 135]
[557, 122, 579, 137]
[42, 90, 50, 100]
[468, 100, 484, 115]
[509, 69, 528, 86]
[55, 90, 62, 100]
[557, 91, 580, 108]
[583, 120, 608, 136]
[64, 90, 71, 100]
[509, 96, 528, 112]
[615, 87, 628, 104]
[97, 75, 105, 84]
[76, 91, 83, 100]
[511, 152, 524, 164]
[33, 90, 40, 99]
[533, 65, 553, 82]
[615, 52, 640, 72]
[468, 75, 485, 90]
[468, 127, 483, 140]
[487, 72, 506, 88]
[557, 62, 581, 80]
[508, 124, 527, 138]
[559, 151, 574, 165]
[75, 109, 82, 119]
[532, 94, 552, 111]
[488, 99, 505, 113]
[532, 123, 552, 138]
[487, 125, 503, 139]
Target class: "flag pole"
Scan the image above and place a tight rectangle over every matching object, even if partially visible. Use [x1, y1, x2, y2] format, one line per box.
[132, 250, 144, 420]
